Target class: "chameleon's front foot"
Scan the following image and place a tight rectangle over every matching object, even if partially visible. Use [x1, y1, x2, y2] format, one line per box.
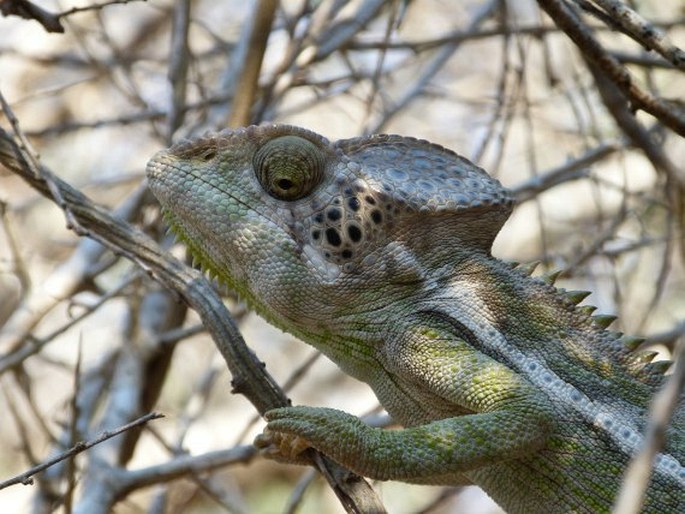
[254, 406, 368, 467]
[255, 399, 554, 485]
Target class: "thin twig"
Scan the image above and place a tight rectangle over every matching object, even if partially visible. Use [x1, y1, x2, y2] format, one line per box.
[366, 0, 499, 134]
[63, 339, 84, 514]
[578, 0, 685, 69]
[0, 412, 164, 490]
[537, 0, 685, 137]
[512, 141, 621, 202]
[0, 199, 30, 298]
[0, 273, 138, 374]
[586, 60, 681, 183]
[57, 0, 146, 20]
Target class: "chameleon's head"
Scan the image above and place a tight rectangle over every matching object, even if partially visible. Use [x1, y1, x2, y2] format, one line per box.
[146, 124, 513, 331]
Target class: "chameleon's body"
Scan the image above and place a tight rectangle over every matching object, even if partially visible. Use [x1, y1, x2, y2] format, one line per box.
[146, 124, 684, 513]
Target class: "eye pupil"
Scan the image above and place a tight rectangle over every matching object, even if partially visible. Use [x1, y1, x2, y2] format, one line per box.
[277, 178, 294, 191]
[203, 151, 216, 161]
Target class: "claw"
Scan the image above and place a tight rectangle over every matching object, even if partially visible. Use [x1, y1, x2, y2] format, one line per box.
[255, 428, 312, 461]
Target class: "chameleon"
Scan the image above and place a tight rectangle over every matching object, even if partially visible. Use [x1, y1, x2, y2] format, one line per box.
[146, 124, 684, 513]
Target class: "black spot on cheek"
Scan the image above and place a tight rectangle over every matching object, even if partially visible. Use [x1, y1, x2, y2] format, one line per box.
[347, 197, 361, 211]
[312, 229, 321, 241]
[314, 213, 324, 224]
[327, 208, 342, 221]
[325, 228, 342, 247]
[347, 224, 362, 243]
[371, 209, 383, 225]
[342, 249, 353, 259]
[365, 195, 376, 205]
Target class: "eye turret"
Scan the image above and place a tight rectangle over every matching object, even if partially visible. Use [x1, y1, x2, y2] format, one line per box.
[253, 135, 326, 201]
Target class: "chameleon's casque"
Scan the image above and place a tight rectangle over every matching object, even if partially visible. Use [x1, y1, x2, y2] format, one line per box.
[147, 124, 684, 513]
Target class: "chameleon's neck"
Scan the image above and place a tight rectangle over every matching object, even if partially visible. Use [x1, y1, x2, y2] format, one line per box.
[442, 255, 665, 411]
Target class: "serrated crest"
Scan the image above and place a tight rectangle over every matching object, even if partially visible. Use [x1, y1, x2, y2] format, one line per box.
[517, 261, 540, 276]
[637, 350, 658, 363]
[541, 270, 562, 285]
[646, 360, 672, 374]
[578, 305, 598, 316]
[565, 290, 591, 305]
[592, 314, 618, 329]
[621, 335, 646, 351]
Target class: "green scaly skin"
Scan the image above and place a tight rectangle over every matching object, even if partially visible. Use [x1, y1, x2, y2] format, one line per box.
[146, 124, 684, 513]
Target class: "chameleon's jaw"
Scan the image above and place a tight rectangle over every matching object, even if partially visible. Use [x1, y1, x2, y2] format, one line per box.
[147, 149, 244, 286]
[147, 147, 330, 320]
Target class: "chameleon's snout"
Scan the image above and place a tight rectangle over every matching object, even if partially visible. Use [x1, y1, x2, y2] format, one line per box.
[145, 149, 172, 182]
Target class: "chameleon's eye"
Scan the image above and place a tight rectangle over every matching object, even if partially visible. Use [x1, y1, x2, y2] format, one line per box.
[253, 136, 325, 201]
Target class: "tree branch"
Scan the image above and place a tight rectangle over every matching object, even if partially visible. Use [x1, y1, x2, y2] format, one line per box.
[537, 0, 685, 137]
[0, 120, 386, 514]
